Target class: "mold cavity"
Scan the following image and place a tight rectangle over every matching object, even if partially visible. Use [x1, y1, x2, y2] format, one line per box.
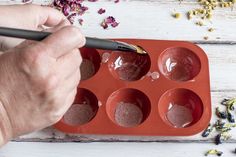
[158, 88, 203, 128]
[80, 48, 101, 80]
[63, 88, 98, 126]
[158, 47, 201, 82]
[115, 102, 143, 127]
[166, 104, 193, 128]
[108, 52, 151, 81]
[80, 59, 95, 80]
[106, 88, 151, 127]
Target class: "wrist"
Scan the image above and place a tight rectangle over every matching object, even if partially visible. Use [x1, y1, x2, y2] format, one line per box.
[0, 100, 12, 147]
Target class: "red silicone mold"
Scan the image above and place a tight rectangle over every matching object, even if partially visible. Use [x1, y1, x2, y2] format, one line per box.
[54, 39, 211, 136]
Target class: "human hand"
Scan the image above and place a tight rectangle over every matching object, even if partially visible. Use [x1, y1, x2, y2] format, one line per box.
[0, 5, 85, 146]
[0, 4, 66, 51]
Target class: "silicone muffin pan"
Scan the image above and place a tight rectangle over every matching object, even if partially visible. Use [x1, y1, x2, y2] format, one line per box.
[54, 39, 211, 136]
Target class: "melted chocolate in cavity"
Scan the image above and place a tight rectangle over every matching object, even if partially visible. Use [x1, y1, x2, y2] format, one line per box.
[64, 103, 95, 126]
[115, 102, 143, 127]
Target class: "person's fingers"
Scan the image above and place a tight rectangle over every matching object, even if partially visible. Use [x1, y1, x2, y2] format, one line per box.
[24, 4, 65, 27]
[56, 49, 82, 79]
[36, 6, 66, 27]
[0, 5, 65, 29]
[44, 20, 71, 33]
[15, 19, 71, 50]
[41, 26, 86, 58]
[15, 40, 37, 49]
[62, 67, 81, 93]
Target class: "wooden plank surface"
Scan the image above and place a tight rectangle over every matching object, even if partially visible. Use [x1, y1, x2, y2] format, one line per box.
[1, 142, 236, 157]
[1, 0, 236, 42]
[0, 0, 236, 143]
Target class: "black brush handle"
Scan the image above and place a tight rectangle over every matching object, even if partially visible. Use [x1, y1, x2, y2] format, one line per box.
[0, 27, 50, 41]
[85, 37, 119, 51]
[0, 27, 136, 52]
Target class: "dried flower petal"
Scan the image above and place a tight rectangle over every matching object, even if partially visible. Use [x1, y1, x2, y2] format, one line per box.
[111, 21, 119, 27]
[215, 132, 231, 145]
[221, 98, 230, 105]
[67, 13, 77, 24]
[101, 21, 108, 29]
[62, 4, 71, 16]
[98, 8, 106, 14]
[101, 16, 119, 29]
[52, 0, 88, 25]
[51, 0, 119, 28]
[202, 124, 214, 137]
[205, 149, 223, 156]
[173, 13, 181, 19]
[215, 107, 227, 119]
[215, 134, 222, 145]
[78, 19, 84, 25]
[106, 16, 116, 24]
[227, 112, 235, 123]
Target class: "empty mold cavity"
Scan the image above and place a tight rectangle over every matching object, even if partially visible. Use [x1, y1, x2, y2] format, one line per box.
[158, 47, 201, 82]
[158, 88, 203, 128]
[106, 88, 151, 127]
[108, 51, 151, 81]
[63, 88, 98, 126]
[80, 48, 101, 80]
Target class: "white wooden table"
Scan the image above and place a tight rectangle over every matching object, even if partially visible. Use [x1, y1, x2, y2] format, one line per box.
[1, 0, 236, 156]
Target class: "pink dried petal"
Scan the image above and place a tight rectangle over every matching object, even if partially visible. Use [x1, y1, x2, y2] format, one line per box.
[101, 16, 119, 29]
[54, 0, 62, 7]
[88, 0, 98, 2]
[111, 21, 119, 27]
[67, 13, 77, 24]
[114, 0, 119, 3]
[78, 19, 84, 25]
[62, 4, 71, 16]
[105, 16, 115, 24]
[101, 21, 108, 29]
[98, 8, 106, 14]
[77, 6, 88, 15]
[70, 3, 79, 11]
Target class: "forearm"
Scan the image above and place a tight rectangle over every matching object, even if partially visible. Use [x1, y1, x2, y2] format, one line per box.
[0, 100, 12, 147]
[0, 6, 8, 51]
